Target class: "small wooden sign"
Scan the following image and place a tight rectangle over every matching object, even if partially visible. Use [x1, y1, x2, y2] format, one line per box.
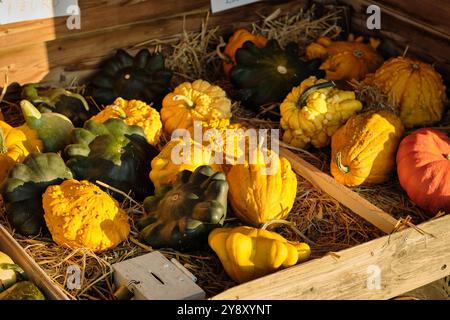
[211, 0, 262, 13]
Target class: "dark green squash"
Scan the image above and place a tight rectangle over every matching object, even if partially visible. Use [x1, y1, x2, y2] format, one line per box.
[65, 118, 159, 200]
[0, 281, 45, 300]
[22, 84, 95, 127]
[1, 153, 73, 236]
[230, 39, 325, 110]
[137, 165, 228, 251]
[89, 49, 173, 108]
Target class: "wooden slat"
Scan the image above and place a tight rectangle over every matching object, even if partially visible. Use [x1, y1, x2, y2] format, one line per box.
[0, 0, 309, 85]
[0, 225, 69, 300]
[212, 214, 450, 300]
[280, 147, 399, 234]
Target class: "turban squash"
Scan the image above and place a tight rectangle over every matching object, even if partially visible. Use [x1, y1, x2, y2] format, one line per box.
[396, 128, 450, 216]
[160, 80, 232, 135]
[208, 226, 310, 283]
[221, 28, 268, 77]
[364, 57, 447, 128]
[330, 110, 404, 187]
[90, 97, 162, 145]
[0, 120, 43, 183]
[306, 34, 383, 81]
[230, 39, 324, 110]
[43, 179, 130, 252]
[280, 76, 363, 149]
[226, 147, 297, 226]
[1, 153, 73, 236]
[138, 166, 228, 251]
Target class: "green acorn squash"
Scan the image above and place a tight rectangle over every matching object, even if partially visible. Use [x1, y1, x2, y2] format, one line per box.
[89, 49, 173, 108]
[19, 100, 74, 152]
[137, 165, 228, 251]
[22, 84, 94, 127]
[1, 153, 73, 236]
[65, 118, 159, 200]
[230, 39, 325, 110]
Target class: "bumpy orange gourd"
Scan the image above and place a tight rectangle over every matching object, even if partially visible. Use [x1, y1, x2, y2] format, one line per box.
[330, 110, 404, 187]
[364, 57, 447, 128]
[306, 34, 383, 81]
[0, 120, 43, 183]
[209, 226, 310, 283]
[280, 76, 363, 149]
[222, 29, 268, 76]
[160, 80, 232, 135]
[397, 128, 450, 216]
[226, 147, 297, 226]
[90, 98, 162, 145]
[149, 137, 222, 189]
[43, 179, 130, 253]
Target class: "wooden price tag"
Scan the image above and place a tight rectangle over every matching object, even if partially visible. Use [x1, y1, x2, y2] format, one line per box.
[211, 0, 262, 13]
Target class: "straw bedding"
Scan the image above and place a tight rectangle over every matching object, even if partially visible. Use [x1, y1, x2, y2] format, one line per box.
[0, 5, 445, 299]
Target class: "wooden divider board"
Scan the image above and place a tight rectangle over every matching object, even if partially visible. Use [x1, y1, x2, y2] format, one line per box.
[212, 214, 450, 300]
[0, 225, 69, 300]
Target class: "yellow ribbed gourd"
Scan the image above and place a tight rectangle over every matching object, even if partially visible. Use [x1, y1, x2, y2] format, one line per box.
[226, 147, 297, 226]
[280, 76, 363, 149]
[208, 226, 311, 283]
[160, 80, 232, 135]
[364, 57, 447, 128]
[330, 110, 404, 187]
[90, 97, 162, 145]
[43, 179, 130, 252]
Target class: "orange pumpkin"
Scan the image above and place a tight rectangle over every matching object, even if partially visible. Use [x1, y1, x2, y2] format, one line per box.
[397, 128, 450, 216]
[221, 29, 268, 76]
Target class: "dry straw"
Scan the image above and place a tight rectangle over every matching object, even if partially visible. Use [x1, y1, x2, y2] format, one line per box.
[0, 6, 437, 300]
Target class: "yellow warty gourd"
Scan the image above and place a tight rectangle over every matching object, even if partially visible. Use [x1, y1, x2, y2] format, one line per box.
[226, 147, 297, 226]
[208, 226, 311, 283]
[280, 76, 363, 149]
[0, 120, 43, 183]
[160, 80, 232, 135]
[149, 138, 222, 189]
[90, 98, 162, 145]
[43, 179, 130, 253]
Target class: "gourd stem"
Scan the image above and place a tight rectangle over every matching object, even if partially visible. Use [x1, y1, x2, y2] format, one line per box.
[0, 126, 7, 154]
[173, 95, 195, 108]
[112, 105, 127, 119]
[299, 81, 336, 107]
[216, 43, 233, 64]
[20, 100, 42, 129]
[336, 152, 350, 174]
[446, 154, 450, 160]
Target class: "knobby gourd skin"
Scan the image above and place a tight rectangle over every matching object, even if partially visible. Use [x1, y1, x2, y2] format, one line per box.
[138, 166, 228, 251]
[0, 120, 43, 183]
[226, 147, 297, 226]
[0, 251, 17, 293]
[222, 29, 268, 76]
[280, 76, 363, 149]
[306, 34, 383, 81]
[20, 100, 74, 153]
[90, 97, 162, 145]
[43, 179, 130, 253]
[65, 118, 159, 200]
[160, 80, 232, 135]
[0, 281, 45, 300]
[150, 137, 222, 190]
[89, 49, 173, 107]
[330, 110, 404, 187]
[22, 84, 93, 127]
[396, 128, 450, 216]
[208, 226, 311, 283]
[1, 153, 73, 236]
[364, 57, 447, 128]
[230, 39, 325, 110]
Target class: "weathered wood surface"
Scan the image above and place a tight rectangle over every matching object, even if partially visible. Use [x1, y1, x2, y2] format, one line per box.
[212, 214, 450, 300]
[0, 225, 69, 300]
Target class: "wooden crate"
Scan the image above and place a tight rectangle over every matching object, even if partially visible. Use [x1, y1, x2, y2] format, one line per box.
[0, 0, 449, 300]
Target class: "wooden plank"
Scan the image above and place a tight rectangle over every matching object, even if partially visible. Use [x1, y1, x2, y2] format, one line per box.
[280, 147, 399, 234]
[212, 214, 450, 300]
[0, 0, 308, 85]
[0, 225, 69, 300]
